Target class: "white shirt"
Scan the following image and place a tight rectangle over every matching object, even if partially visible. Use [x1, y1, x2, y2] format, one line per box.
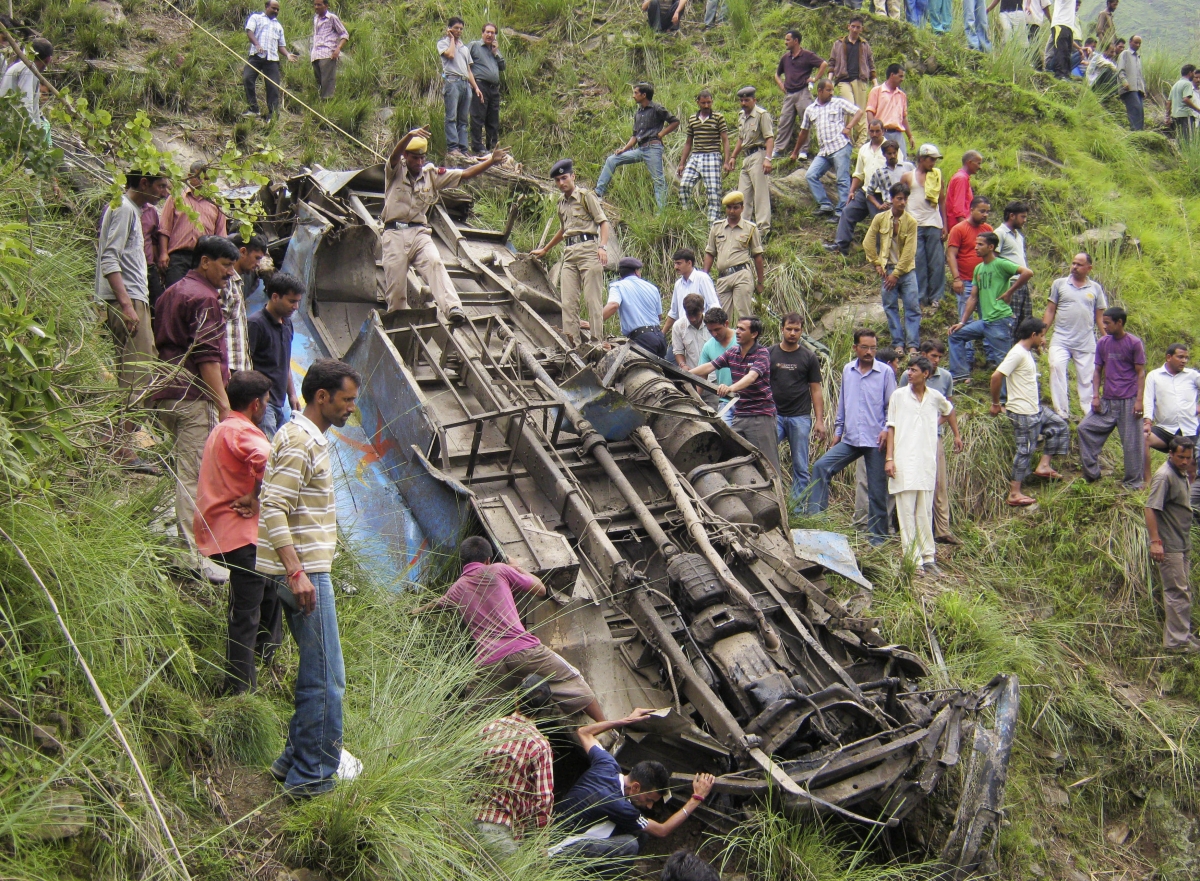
[0, 60, 41, 126]
[994, 222, 1026, 266]
[246, 12, 287, 60]
[887, 385, 953, 493]
[852, 141, 887, 186]
[996, 344, 1041, 416]
[666, 271, 720, 321]
[1050, 0, 1075, 28]
[672, 320, 712, 368]
[1047, 277, 1105, 352]
[907, 174, 942, 228]
[1144, 365, 1200, 436]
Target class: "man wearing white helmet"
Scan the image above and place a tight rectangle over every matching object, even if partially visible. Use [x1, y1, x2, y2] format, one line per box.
[381, 128, 506, 323]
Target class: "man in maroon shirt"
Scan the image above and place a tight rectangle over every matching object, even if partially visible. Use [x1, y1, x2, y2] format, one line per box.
[773, 30, 827, 160]
[152, 235, 238, 584]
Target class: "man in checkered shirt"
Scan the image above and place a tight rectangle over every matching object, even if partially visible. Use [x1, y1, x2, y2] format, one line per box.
[243, 0, 298, 118]
[472, 675, 555, 856]
[676, 90, 729, 222]
[789, 78, 864, 220]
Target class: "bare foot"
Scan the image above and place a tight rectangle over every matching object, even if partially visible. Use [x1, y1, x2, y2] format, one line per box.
[1032, 468, 1063, 480]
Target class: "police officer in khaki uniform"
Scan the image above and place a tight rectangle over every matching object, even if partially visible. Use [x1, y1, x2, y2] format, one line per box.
[382, 126, 507, 322]
[702, 191, 765, 322]
[725, 86, 775, 239]
[531, 159, 612, 345]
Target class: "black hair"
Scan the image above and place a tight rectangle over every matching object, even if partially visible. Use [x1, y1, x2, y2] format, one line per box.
[1016, 317, 1046, 340]
[683, 293, 706, 316]
[662, 850, 721, 881]
[977, 231, 1000, 249]
[969, 195, 991, 208]
[704, 307, 728, 326]
[265, 271, 305, 298]
[853, 327, 877, 345]
[1182, 64, 1197, 77]
[448, 16, 464, 27]
[226, 370, 273, 411]
[628, 760, 670, 793]
[781, 311, 803, 328]
[1103, 306, 1127, 324]
[876, 346, 899, 364]
[881, 140, 900, 155]
[885, 62, 903, 78]
[300, 358, 360, 405]
[920, 338, 946, 355]
[740, 315, 762, 339]
[459, 535, 494, 565]
[849, 15, 864, 25]
[127, 170, 170, 187]
[909, 355, 934, 375]
[517, 675, 554, 717]
[635, 82, 655, 100]
[230, 233, 268, 253]
[194, 234, 241, 264]
[1078, 251, 1093, 265]
[1166, 342, 1189, 357]
[674, 248, 696, 264]
[889, 181, 910, 199]
[785, 29, 801, 42]
[1168, 436, 1196, 454]
[696, 88, 713, 100]
[1003, 201, 1029, 220]
[31, 38, 53, 60]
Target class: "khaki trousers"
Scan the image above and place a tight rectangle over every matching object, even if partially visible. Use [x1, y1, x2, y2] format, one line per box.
[894, 489, 936, 567]
[154, 397, 219, 559]
[560, 242, 607, 343]
[874, 0, 904, 18]
[381, 227, 463, 314]
[715, 268, 754, 323]
[1158, 552, 1194, 649]
[100, 299, 157, 408]
[934, 437, 951, 538]
[836, 81, 870, 147]
[737, 151, 771, 236]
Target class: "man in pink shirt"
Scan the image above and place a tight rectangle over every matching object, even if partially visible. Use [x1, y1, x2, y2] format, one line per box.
[944, 151, 982, 230]
[414, 536, 605, 721]
[194, 369, 279, 694]
[864, 63, 914, 160]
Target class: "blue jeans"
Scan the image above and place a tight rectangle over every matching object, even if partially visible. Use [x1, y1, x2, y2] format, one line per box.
[703, 0, 726, 25]
[596, 141, 667, 211]
[260, 400, 291, 440]
[272, 571, 346, 795]
[963, 0, 992, 51]
[925, 0, 950, 30]
[915, 226, 946, 306]
[954, 280, 976, 362]
[949, 316, 1015, 379]
[805, 143, 852, 214]
[882, 269, 921, 350]
[443, 77, 471, 152]
[777, 414, 814, 500]
[807, 442, 889, 542]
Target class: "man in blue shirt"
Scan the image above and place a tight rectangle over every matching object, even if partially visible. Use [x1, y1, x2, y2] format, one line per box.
[602, 257, 668, 358]
[555, 708, 714, 866]
[806, 328, 896, 545]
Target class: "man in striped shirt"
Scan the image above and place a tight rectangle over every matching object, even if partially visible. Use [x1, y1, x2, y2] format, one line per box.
[259, 358, 360, 799]
[221, 234, 267, 373]
[676, 90, 729, 222]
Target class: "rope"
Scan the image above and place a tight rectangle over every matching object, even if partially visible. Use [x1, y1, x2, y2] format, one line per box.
[155, 0, 386, 160]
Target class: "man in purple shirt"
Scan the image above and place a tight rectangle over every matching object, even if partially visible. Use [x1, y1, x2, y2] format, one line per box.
[690, 315, 780, 475]
[310, 0, 348, 99]
[806, 328, 896, 544]
[152, 235, 237, 583]
[1078, 306, 1147, 488]
[414, 536, 605, 721]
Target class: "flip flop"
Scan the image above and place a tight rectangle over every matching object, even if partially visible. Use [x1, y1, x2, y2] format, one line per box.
[1006, 496, 1036, 507]
[1033, 469, 1063, 480]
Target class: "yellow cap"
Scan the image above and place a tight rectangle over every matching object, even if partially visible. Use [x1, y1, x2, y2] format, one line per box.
[722, 191, 744, 207]
[405, 137, 429, 155]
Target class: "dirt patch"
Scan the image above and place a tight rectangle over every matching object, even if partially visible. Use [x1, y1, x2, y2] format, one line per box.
[205, 762, 292, 879]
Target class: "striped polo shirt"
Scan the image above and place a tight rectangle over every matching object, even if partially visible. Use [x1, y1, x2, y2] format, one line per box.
[710, 343, 776, 418]
[687, 111, 728, 154]
[257, 413, 338, 575]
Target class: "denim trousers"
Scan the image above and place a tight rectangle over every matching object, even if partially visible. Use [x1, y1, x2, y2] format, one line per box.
[955, 280, 976, 362]
[260, 400, 291, 440]
[1121, 91, 1145, 131]
[807, 442, 890, 541]
[777, 414, 814, 500]
[949, 316, 1015, 379]
[915, 226, 946, 306]
[443, 76, 471, 152]
[882, 269, 921, 350]
[962, 0, 992, 51]
[805, 143, 853, 214]
[596, 142, 667, 210]
[703, 0, 726, 25]
[272, 571, 346, 795]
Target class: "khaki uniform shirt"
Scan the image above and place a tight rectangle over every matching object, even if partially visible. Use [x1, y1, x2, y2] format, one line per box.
[705, 218, 764, 271]
[557, 187, 608, 238]
[738, 105, 774, 150]
[383, 161, 464, 225]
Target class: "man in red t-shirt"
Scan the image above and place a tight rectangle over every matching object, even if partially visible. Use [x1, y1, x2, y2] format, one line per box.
[946, 195, 993, 363]
[945, 150, 983, 229]
[414, 536, 605, 720]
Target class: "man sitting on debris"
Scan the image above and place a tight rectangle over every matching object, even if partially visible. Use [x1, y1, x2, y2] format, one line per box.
[602, 257, 668, 358]
[381, 126, 506, 323]
[413, 536, 606, 722]
[554, 708, 715, 864]
[472, 675, 555, 857]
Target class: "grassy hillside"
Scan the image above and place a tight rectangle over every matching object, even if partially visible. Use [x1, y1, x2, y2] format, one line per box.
[8, 0, 1200, 878]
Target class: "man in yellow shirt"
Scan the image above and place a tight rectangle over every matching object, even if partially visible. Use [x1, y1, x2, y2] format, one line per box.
[863, 182, 921, 354]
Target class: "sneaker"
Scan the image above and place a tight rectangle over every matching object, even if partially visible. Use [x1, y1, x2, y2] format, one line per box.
[923, 562, 943, 577]
[201, 558, 229, 585]
[447, 306, 468, 325]
[822, 243, 848, 255]
[798, 151, 808, 161]
[242, 110, 258, 118]
[815, 204, 835, 215]
[337, 748, 363, 780]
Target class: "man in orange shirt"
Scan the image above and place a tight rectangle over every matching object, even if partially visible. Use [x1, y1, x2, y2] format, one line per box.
[158, 162, 229, 287]
[946, 196, 993, 371]
[194, 369, 280, 694]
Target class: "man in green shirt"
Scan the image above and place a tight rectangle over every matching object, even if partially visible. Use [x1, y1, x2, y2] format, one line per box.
[947, 231, 1033, 381]
[1168, 64, 1200, 140]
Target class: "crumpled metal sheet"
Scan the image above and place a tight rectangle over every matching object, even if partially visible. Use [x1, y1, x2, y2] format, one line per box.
[790, 529, 873, 590]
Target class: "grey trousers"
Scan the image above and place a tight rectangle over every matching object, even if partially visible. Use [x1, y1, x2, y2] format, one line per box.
[733, 414, 781, 477]
[775, 89, 814, 156]
[1158, 552, 1193, 648]
[1077, 396, 1144, 488]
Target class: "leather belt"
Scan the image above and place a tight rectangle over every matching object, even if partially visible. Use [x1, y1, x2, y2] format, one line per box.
[743, 146, 764, 155]
[565, 233, 598, 246]
[627, 325, 660, 337]
[384, 220, 426, 231]
[718, 263, 751, 278]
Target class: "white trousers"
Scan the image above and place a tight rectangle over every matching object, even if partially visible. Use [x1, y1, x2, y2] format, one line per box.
[1048, 343, 1095, 419]
[894, 489, 935, 567]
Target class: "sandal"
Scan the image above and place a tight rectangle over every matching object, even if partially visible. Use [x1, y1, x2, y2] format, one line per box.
[1006, 496, 1036, 507]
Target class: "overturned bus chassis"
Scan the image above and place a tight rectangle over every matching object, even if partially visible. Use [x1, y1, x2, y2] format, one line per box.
[272, 165, 1018, 876]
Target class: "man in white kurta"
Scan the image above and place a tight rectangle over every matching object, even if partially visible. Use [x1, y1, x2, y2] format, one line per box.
[886, 356, 962, 573]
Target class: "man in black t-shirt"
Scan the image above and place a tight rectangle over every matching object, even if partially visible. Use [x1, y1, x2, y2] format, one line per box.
[770, 312, 825, 501]
[247, 272, 301, 438]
